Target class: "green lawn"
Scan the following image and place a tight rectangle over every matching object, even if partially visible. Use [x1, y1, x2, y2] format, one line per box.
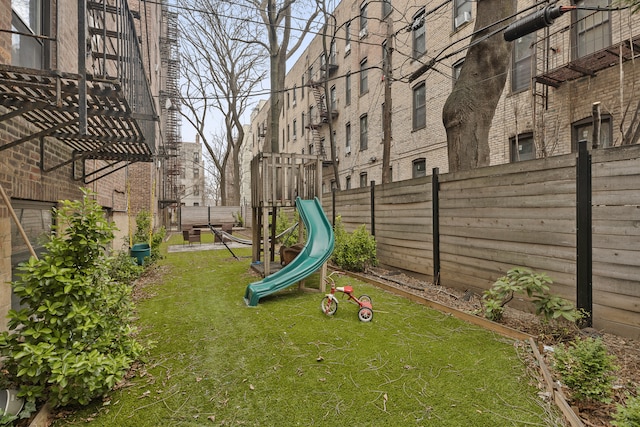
[53, 236, 560, 426]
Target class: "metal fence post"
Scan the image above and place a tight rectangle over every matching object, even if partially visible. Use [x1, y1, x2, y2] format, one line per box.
[576, 140, 593, 327]
[370, 180, 375, 236]
[432, 168, 440, 285]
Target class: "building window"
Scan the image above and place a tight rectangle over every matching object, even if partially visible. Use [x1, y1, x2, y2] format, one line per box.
[345, 122, 351, 153]
[360, 172, 368, 187]
[309, 143, 314, 155]
[574, 0, 610, 58]
[345, 21, 352, 53]
[346, 175, 351, 189]
[454, 0, 472, 29]
[193, 167, 199, 178]
[360, 2, 368, 36]
[301, 75, 305, 99]
[287, 124, 290, 142]
[329, 40, 337, 64]
[193, 151, 200, 163]
[382, 0, 392, 18]
[510, 133, 536, 162]
[293, 119, 297, 139]
[572, 115, 612, 151]
[308, 65, 313, 82]
[293, 85, 297, 104]
[412, 158, 426, 178]
[453, 58, 464, 83]
[360, 114, 368, 151]
[412, 8, 426, 59]
[301, 112, 305, 135]
[511, 33, 534, 92]
[287, 92, 290, 109]
[180, 167, 185, 179]
[193, 185, 200, 196]
[11, 0, 47, 69]
[360, 59, 368, 95]
[345, 72, 351, 105]
[330, 85, 337, 111]
[413, 82, 426, 130]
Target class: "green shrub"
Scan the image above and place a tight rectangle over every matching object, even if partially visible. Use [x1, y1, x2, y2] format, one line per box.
[0, 189, 142, 408]
[276, 209, 299, 247]
[482, 267, 582, 323]
[234, 211, 244, 227]
[553, 337, 618, 403]
[613, 389, 640, 427]
[331, 217, 377, 272]
[132, 209, 165, 263]
[109, 250, 144, 285]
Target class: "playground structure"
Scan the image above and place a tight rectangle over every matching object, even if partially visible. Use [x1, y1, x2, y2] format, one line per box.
[245, 153, 332, 306]
[250, 152, 323, 276]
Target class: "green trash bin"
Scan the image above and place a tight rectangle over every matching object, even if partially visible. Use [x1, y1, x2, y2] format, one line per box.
[130, 243, 151, 265]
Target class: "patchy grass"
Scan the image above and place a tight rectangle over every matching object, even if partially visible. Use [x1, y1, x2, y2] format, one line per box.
[53, 239, 560, 426]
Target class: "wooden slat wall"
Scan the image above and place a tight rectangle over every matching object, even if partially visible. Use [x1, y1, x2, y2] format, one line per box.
[375, 177, 433, 276]
[323, 145, 640, 338]
[181, 206, 239, 227]
[591, 146, 640, 337]
[438, 154, 577, 299]
[332, 187, 371, 232]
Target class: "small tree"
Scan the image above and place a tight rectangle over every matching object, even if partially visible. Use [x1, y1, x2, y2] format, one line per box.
[0, 189, 142, 407]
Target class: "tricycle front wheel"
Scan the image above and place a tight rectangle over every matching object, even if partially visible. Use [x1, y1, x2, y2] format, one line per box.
[321, 296, 338, 316]
[358, 307, 373, 322]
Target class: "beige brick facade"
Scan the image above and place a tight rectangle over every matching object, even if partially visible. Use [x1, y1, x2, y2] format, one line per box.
[249, 0, 640, 192]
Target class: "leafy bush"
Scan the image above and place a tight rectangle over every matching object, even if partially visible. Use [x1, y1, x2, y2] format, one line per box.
[0, 189, 142, 408]
[276, 209, 299, 247]
[109, 250, 144, 285]
[553, 337, 618, 403]
[132, 209, 165, 263]
[331, 217, 377, 272]
[234, 211, 244, 227]
[482, 267, 582, 323]
[613, 389, 640, 427]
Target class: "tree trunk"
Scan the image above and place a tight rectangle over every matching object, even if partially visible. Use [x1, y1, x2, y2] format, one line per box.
[442, 0, 515, 172]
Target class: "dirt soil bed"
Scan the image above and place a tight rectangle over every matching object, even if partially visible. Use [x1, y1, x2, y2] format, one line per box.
[363, 267, 640, 427]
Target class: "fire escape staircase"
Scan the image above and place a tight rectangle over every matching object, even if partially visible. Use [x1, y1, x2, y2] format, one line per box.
[0, 0, 157, 183]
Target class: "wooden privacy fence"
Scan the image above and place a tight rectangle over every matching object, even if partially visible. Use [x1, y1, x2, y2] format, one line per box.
[323, 143, 640, 339]
[181, 205, 241, 228]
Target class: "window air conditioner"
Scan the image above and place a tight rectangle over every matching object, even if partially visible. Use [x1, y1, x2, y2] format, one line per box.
[455, 11, 472, 28]
[359, 27, 368, 38]
[345, 44, 351, 54]
[345, 146, 351, 154]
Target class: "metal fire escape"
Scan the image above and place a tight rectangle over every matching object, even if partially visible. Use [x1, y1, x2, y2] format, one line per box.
[306, 52, 338, 162]
[532, 7, 640, 151]
[0, 0, 157, 183]
[159, 8, 181, 210]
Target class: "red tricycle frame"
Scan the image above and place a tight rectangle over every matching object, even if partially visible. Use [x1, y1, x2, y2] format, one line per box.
[320, 274, 373, 322]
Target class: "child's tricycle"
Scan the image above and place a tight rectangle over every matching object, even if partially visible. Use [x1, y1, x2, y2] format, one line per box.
[321, 274, 373, 322]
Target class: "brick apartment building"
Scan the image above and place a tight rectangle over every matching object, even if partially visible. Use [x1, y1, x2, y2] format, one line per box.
[179, 138, 205, 207]
[248, 0, 640, 192]
[0, 1, 179, 329]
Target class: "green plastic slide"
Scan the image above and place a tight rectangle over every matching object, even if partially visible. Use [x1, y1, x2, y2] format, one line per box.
[244, 197, 335, 306]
